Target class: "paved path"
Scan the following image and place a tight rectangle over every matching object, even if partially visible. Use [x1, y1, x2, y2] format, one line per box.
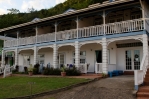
[34, 75, 136, 99]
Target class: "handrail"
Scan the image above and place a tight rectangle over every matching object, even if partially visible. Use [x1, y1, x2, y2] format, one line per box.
[95, 63, 102, 73]
[78, 63, 89, 73]
[0, 66, 4, 74]
[3, 65, 15, 78]
[134, 54, 148, 90]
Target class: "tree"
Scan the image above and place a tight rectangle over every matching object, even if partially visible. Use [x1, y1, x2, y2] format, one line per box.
[27, 7, 36, 13]
[7, 8, 20, 14]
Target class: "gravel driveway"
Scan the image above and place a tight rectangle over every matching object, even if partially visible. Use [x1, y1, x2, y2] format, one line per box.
[34, 75, 136, 99]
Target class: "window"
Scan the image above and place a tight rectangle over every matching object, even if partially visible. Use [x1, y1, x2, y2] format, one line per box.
[73, 51, 86, 64]
[37, 54, 45, 65]
[23, 55, 30, 66]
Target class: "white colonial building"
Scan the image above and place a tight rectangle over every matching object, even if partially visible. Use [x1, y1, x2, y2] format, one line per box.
[0, 0, 149, 79]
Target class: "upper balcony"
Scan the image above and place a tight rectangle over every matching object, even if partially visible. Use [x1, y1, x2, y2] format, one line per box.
[4, 18, 146, 48]
[2, 0, 148, 48]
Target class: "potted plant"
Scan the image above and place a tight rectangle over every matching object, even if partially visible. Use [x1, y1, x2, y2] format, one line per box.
[102, 73, 108, 78]
[61, 66, 66, 77]
[28, 64, 33, 76]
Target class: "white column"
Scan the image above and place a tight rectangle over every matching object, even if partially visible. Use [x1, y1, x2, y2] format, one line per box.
[76, 16, 79, 39]
[15, 48, 18, 66]
[103, 10, 106, 35]
[34, 46, 38, 65]
[142, 34, 148, 67]
[53, 44, 58, 68]
[1, 50, 5, 67]
[102, 37, 108, 74]
[17, 31, 19, 46]
[55, 22, 57, 42]
[75, 41, 80, 68]
[35, 26, 38, 43]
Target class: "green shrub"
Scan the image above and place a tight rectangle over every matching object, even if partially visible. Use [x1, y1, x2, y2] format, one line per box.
[65, 67, 81, 76]
[33, 63, 40, 74]
[33, 68, 39, 75]
[43, 67, 80, 76]
[43, 67, 61, 75]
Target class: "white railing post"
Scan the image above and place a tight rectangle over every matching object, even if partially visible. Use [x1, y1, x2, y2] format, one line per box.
[55, 22, 57, 42]
[76, 16, 79, 39]
[95, 62, 97, 73]
[103, 10, 106, 35]
[17, 31, 19, 46]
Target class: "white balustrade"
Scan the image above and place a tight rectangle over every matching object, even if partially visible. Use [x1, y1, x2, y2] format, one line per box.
[56, 29, 77, 41]
[3, 65, 15, 78]
[0, 66, 4, 74]
[78, 25, 104, 38]
[105, 19, 144, 34]
[134, 54, 148, 90]
[18, 36, 36, 46]
[37, 33, 55, 43]
[78, 63, 89, 73]
[4, 19, 145, 47]
[95, 63, 102, 73]
[4, 39, 17, 47]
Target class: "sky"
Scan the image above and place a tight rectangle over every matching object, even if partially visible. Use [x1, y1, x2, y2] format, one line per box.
[0, 0, 66, 15]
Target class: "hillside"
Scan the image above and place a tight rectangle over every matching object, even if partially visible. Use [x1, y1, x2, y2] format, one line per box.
[0, 0, 106, 29]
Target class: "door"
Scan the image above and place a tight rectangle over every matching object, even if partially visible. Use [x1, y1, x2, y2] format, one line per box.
[125, 50, 140, 70]
[95, 50, 102, 63]
[58, 53, 65, 68]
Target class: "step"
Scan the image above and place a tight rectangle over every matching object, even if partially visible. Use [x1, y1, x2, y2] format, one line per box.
[138, 86, 149, 92]
[144, 81, 149, 85]
[137, 92, 149, 97]
[81, 73, 102, 76]
[123, 71, 134, 75]
[146, 71, 149, 74]
[144, 77, 149, 81]
[145, 74, 149, 78]
[137, 97, 149, 99]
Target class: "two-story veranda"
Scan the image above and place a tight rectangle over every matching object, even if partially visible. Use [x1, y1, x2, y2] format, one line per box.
[1, 0, 149, 74]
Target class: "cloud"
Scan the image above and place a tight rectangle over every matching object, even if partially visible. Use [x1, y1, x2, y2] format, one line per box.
[0, 8, 7, 15]
[21, 0, 55, 12]
[56, 0, 66, 5]
[0, 0, 12, 5]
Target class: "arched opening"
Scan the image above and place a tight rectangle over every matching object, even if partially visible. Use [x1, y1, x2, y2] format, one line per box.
[80, 43, 102, 73]
[38, 47, 53, 67]
[19, 49, 34, 68]
[58, 45, 75, 68]
[5, 51, 15, 66]
[108, 39, 143, 73]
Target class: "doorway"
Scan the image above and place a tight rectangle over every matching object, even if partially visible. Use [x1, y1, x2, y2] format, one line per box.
[125, 50, 141, 70]
[58, 53, 65, 68]
[95, 50, 102, 63]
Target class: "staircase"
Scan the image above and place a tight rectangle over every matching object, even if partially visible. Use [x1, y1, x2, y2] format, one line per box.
[137, 68, 149, 99]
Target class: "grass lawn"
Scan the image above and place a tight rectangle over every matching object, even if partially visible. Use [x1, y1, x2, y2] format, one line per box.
[0, 76, 89, 99]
